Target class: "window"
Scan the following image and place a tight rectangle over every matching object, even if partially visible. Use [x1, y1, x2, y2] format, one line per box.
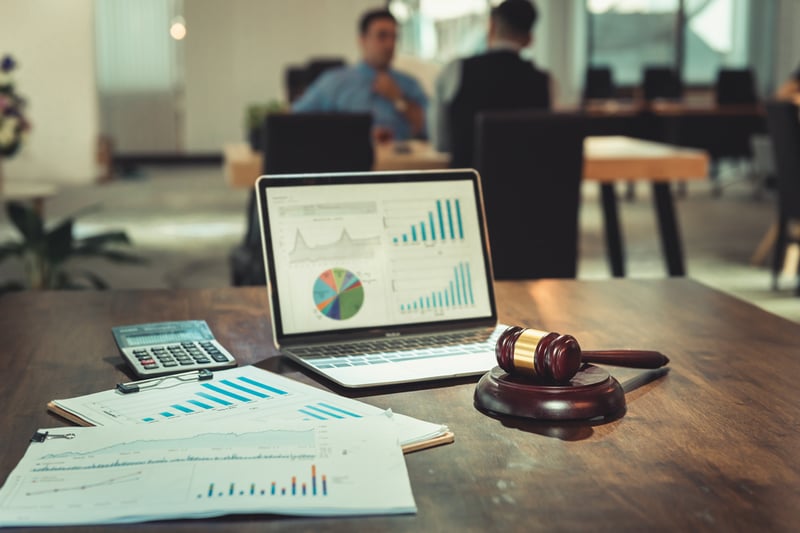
[587, 0, 758, 87]
[683, 0, 750, 84]
[587, 0, 680, 86]
[390, 0, 496, 64]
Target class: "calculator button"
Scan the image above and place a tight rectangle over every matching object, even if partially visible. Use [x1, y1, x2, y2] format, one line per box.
[211, 354, 230, 363]
[132, 349, 148, 355]
[194, 358, 211, 364]
[161, 361, 179, 367]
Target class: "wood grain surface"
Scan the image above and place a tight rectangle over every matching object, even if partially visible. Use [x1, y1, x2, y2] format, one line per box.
[1, 279, 799, 532]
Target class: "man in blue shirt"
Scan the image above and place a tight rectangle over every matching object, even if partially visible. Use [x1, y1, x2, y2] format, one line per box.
[292, 9, 428, 141]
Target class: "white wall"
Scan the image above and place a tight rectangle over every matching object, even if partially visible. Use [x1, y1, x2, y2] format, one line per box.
[1, 0, 99, 184]
[183, 0, 382, 153]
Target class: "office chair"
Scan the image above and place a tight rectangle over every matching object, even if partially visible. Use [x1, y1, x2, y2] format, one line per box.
[583, 66, 615, 102]
[306, 58, 346, 84]
[284, 58, 345, 104]
[715, 68, 758, 106]
[285, 66, 311, 103]
[230, 113, 374, 286]
[642, 66, 683, 101]
[474, 111, 586, 280]
[765, 101, 800, 294]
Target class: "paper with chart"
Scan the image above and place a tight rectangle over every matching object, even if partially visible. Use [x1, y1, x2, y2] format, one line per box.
[48, 366, 447, 449]
[0, 415, 416, 526]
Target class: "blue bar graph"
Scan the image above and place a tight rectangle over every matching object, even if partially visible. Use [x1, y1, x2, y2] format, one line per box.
[298, 402, 364, 421]
[399, 261, 476, 314]
[393, 198, 465, 245]
[138, 376, 289, 423]
[197, 465, 328, 499]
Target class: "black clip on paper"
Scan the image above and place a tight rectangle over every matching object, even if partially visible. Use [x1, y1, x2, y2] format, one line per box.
[31, 431, 76, 443]
[116, 368, 214, 394]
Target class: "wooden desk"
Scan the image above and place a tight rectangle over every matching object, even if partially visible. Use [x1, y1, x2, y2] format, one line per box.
[2, 280, 800, 531]
[584, 136, 709, 277]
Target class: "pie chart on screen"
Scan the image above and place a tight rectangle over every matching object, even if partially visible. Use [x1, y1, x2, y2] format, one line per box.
[313, 268, 364, 320]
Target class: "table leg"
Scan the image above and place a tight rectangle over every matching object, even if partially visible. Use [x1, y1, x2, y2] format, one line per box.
[652, 183, 686, 277]
[600, 183, 625, 277]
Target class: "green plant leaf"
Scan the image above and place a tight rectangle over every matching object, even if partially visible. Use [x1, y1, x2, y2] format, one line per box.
[75, 231, 131, 248]
[44, 218, 74, 264]
[0, 242, 24, 261]
[77, 270, 109, 290]
[6, 202, 43, 243]
[71, 246, 148, 264]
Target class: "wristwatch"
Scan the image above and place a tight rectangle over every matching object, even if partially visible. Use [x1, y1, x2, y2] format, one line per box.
[394, 97, 408, 113]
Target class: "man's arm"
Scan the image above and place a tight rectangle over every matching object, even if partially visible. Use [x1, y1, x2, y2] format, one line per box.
[373, 72, 426, 138]
[291, 72, 335, 112]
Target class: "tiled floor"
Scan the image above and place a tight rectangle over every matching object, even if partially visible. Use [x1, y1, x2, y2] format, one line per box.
[1, 164, 797, 323]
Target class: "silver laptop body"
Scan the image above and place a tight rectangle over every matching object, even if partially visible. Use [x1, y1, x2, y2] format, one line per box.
[256, 169, 503, 388]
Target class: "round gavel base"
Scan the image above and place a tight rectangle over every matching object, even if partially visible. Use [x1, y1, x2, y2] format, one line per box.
[474, 364, 626, 421]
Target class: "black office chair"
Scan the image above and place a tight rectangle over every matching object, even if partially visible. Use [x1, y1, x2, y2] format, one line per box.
[715, 68, 758, 106]
[642, 66, 683, 101]
[765, 101, 800, 294]
[306, 58, 346, 84]
[285, 66, 311, 103]
[284, 58, 345, 104]
[583, 66, 615, 102]
[230, 113, 374, 286]
[474, 111, 586, 280]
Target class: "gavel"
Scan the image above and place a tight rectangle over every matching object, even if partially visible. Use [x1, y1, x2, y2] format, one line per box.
[495, 326, 669, 383]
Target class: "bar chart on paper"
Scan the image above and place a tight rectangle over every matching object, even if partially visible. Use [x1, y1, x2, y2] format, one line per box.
[198, 464, 328, 499]
[50, 367, 382, 428]
[0, 417, 417, 525]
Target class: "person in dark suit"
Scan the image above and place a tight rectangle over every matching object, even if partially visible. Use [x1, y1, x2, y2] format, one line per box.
[430, 0, 551, 168]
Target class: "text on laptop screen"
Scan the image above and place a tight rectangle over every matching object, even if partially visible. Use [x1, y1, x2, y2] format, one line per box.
[265, 178, 493, 335]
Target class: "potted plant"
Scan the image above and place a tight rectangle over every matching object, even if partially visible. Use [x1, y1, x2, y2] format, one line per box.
[0, 54, 32, 187]
[0, 202, 146, 291]
[245, 100, 287, 151]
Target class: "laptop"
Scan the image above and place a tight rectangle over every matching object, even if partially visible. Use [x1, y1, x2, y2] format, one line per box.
[255, 169, 506, 388]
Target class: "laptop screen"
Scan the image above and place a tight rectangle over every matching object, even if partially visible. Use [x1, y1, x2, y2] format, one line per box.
[257, 170, 496, 343]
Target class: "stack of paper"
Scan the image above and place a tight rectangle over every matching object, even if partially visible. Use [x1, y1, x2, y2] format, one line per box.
[0, 415, 415, 526]
[47, 366, 451, 451]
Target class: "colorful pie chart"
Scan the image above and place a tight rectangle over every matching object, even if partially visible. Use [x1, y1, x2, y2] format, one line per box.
[313, 268, 364, 320]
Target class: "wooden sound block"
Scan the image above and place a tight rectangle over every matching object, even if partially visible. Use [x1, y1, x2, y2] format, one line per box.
[474, 364, 626, 421]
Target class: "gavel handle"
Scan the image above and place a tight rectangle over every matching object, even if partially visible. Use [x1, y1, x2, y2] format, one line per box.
[582, 350, 669, 369]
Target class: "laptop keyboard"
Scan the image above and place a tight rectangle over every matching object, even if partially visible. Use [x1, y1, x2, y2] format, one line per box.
[285, 329, 502, 369]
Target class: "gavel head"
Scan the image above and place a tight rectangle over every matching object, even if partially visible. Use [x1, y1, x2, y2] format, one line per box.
[495, 326, 582, 383]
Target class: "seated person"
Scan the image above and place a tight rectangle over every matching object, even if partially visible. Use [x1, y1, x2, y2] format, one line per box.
[430, 0, 551, 168]
[292, 8, 427, 141]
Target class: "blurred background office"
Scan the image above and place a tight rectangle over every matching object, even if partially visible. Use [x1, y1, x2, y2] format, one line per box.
[2, 0, 800, 318]
[4, 0, 799, 177]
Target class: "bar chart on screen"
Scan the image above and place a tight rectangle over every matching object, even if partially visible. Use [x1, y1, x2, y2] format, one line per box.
[398, 261, 475, 315]
[386, 198, 466, 246]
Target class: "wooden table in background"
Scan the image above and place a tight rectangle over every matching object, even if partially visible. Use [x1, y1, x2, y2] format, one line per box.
[222, 137, 708, 277]
[1, 180, 59, 217]
[583, 136, 708, 277]
[1, 279, 800, 531]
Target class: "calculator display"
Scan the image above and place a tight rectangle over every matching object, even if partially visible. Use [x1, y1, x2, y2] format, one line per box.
[113, 321, 213, 348]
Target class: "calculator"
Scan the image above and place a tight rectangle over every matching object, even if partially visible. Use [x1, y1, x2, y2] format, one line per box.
[112, 320, 237, 378]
